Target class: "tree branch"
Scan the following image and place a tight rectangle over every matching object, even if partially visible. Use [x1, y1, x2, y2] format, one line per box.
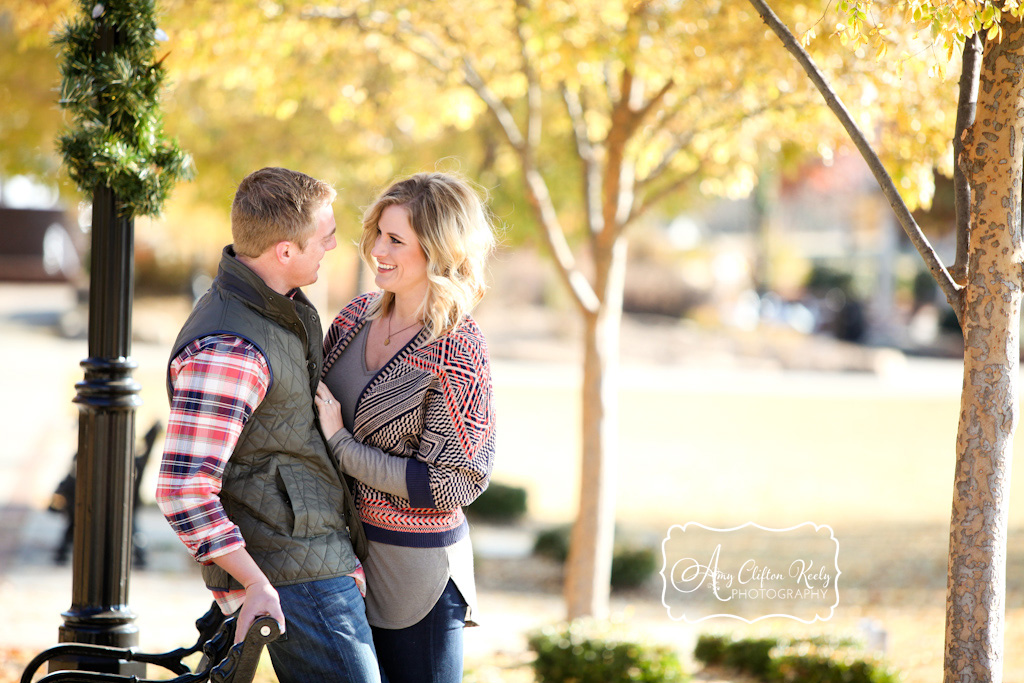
[600, 68, 637, 246]
[302, 8, 457, 85]
[629, 168, 702, 224]
[513, 0, 542, 149]
[459, 58, 598, 313]
[636, 138, 689, 191]
[459, 57, 527, 151]
[523, 168, 602, 314]
[952, 32, 982, 290]
[562, 83, 604, 236]
[747, 0, 963, 309]
[634, 94, 795, 196]
[634, 79, 674, 126]
[629, 82, 698, 147]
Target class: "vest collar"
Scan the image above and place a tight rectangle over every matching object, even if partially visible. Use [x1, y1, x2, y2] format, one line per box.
[217, 245, 311, 328]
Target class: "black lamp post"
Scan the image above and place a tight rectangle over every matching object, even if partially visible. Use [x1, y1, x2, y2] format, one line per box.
[49, 184, 144, 676]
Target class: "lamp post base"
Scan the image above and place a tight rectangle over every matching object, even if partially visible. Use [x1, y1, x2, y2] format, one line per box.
[49, 607, 145, 676]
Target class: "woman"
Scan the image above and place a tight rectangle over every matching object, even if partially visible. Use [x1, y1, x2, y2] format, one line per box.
[315, 172, 497, 683]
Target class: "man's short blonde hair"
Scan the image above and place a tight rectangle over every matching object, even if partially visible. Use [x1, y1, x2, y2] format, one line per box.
[231, 167, 337, 257]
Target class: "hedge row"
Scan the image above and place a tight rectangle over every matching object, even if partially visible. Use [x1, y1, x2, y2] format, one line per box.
[529, 622, 688, 683]
[694, 634, 900, 683]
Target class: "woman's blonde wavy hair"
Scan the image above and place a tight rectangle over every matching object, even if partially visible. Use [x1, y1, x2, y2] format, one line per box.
[359, 172, 496, 341]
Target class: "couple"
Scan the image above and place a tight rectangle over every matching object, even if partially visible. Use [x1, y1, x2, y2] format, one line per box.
[156, 166, 497, 683]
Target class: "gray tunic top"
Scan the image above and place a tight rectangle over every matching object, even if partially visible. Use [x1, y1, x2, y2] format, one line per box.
[323, 323, 477, 629]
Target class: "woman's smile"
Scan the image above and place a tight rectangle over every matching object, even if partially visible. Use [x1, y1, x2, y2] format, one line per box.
[371, 205, 428, 301]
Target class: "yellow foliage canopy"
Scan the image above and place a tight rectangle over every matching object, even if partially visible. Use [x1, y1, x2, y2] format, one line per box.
[4, 0, 970, 215]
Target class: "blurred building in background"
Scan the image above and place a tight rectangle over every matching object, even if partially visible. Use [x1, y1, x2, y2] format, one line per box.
[0, 207, 83, 283]
[0, 175, 85, 284]
[639, 149, 960, 354]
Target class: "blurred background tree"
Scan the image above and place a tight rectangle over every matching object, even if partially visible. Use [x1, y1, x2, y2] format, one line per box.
[1, 12, 66, 183]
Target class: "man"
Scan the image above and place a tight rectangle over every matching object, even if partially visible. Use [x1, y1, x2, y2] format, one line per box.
[156, 167, 378, 683]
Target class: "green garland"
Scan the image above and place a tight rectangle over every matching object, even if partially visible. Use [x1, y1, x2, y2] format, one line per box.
[54, 0, 193, 217]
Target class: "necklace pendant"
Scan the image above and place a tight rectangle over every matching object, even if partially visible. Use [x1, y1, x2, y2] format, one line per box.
[384, 338, 391, 346]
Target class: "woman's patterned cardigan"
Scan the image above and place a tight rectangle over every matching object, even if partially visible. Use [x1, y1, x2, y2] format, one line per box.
[321, 292, 496, 548]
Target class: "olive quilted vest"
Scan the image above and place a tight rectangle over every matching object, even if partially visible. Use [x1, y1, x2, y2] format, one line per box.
[168, 246, 359, 591]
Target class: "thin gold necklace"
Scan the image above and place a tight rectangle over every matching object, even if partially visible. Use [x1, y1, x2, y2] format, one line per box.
[384, 313, 421, 346]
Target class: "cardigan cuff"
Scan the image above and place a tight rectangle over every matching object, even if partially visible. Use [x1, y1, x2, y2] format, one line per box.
[405, 459, 435, 508]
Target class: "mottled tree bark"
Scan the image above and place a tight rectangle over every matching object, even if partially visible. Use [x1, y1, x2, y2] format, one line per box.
[951, 32, 983, 288]
[946, 18, 1024, 683]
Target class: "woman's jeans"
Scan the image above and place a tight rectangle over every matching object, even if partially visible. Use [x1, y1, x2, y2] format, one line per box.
[267, 575, 381, 683]
[371, 579, 468, 683]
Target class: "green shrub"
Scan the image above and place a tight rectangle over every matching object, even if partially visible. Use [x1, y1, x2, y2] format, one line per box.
[529, 623, 687, 683]
[610, 547, 658, 590]
[694, 634, 901, 683]
[804, 264, 857, 297]
[792, 635, 862, 650]
[693, 635, 728, 666]
[722, 637, 778, 679]
[134, 249, 201, 297]
[699, 634, 860, 671]
[768, 651, 901, 683]
[532, 525, 571, 562]
[464, 482, 527, 523]
[532, 526, 659, 590]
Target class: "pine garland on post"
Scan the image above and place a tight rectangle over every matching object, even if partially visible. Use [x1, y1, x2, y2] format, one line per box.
[53, 0, 193, 216]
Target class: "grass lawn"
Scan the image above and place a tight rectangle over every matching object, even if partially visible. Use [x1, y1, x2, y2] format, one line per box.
[480, 358, 1024, 682]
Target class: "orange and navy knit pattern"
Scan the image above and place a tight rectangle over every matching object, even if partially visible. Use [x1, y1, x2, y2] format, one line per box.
[323, 292, 496, 548]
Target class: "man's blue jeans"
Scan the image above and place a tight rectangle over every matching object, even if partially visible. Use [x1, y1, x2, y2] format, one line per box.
[267, 575, 380, 683]
[371, 579, 467, 683]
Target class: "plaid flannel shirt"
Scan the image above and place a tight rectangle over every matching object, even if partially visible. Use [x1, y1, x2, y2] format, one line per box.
[157, 334, 270, 613]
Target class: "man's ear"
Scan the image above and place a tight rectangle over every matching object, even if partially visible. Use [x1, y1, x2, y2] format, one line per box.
[274, 240, 293, 264]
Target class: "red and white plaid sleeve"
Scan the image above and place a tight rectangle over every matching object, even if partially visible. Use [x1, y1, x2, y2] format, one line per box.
[156, 335, 270, 564]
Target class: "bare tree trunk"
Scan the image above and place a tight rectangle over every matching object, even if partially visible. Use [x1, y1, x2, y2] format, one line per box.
[946, 19, 1024, 683]
[564, 235, 628, 619]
